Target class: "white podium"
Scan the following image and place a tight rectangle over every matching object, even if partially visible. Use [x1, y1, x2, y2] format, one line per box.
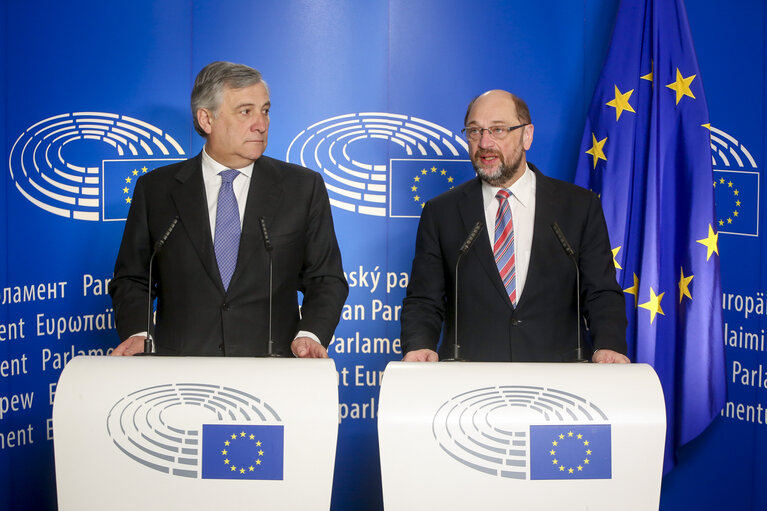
[378, 362, 666, 511]
[53, 356, 338, 511]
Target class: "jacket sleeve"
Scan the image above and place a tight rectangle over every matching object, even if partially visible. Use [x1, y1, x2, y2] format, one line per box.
[400, 201, 448, 353]
[295, 172, 349, 346]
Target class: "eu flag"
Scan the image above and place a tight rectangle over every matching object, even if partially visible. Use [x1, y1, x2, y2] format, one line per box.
[389, 159, 474, 218]
[574, 0, 725, 473]
[529, 425, 612, 480]
[713, 170, 759, 236]
[201, 424, 284, 480]
[102, 158, 183, 221]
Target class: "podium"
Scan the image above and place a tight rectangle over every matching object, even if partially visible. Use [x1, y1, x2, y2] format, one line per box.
[378, 362, 666, 510]
[53, 356, 338, 511]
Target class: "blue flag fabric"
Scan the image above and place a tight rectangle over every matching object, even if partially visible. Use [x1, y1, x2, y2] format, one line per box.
[574, 0, 725, 473]
[201, 424, 284, 480]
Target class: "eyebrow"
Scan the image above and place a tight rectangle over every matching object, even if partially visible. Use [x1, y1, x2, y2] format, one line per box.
[466, 121, 512, 126]
[233, 101, 271, 110]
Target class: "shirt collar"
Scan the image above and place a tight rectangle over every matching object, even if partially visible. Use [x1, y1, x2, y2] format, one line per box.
[201, 146, 254, 180]
[481, 163, 534, 208]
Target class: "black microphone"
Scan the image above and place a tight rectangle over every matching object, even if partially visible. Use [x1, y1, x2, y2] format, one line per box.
[551, 222, 587, 363]
[443, 221, 485, 362]
[259, 217, 282, 357]
[137, 216, 179, 356]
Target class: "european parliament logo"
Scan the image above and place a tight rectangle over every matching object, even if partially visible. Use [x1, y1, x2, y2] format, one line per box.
[201, 424, 284, 480]
[8, 112, 185, 221]
[286, 112, 475, 218]
[710, 125, 760, 236]
[432, 386, 612, 480]
[107, 383, 284, 480]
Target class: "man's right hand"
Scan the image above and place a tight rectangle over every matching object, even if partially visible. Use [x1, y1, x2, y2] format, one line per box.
[402, 349, 439, 362]
[110, 335, 148, 356]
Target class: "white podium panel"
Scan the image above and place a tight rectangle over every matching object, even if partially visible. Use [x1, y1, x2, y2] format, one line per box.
[378, 362, 666, 511]
[53, 356, 338, 511]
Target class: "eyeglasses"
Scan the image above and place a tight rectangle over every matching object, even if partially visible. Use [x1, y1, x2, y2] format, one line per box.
[461, 123, 529, 141]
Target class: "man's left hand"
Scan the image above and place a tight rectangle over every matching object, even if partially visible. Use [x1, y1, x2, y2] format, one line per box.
[592, 349, 630, 364]
[291, 336, 329, 358]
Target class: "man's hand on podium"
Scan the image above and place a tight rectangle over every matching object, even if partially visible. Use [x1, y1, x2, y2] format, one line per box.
[592, 349, 630, 364]
[110, 335, 147, 356]
[291, 336, 329, 358]
[402, 349, 439, 362]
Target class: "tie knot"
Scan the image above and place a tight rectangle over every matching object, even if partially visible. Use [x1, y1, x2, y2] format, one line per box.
[496, 188, 511, 201]
[219, 169, 240, 184]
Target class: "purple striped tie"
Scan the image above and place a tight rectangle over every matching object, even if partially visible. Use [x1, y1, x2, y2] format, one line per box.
[494, 189, 517, 306]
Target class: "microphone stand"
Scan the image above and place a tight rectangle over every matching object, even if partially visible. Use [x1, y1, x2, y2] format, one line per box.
[136, 216, 178, 356]
[443, 221, 484, 362]
[259, 217, 283, 357]
[551, 223, 587, 363]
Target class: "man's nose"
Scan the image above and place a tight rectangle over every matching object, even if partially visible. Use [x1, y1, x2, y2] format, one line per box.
[252, 114, 268, 132]
[478, 129, 495, 148]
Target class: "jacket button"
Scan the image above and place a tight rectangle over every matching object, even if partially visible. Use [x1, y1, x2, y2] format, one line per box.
[511, 318, 521, 326]
[218, 344, 224, 351]
[222, 303, 230, 311]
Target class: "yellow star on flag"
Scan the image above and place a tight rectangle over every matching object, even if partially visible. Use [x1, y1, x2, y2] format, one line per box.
[585, 133, 608, 169]
[666, 68, 696, 104]
[641, 60, 653, 82]
[639, 288, 665, 324]
[606, 85, 635, 120]
[679, 267, 693, 303]
[696, 224, 719, 260]
[623, 273, 640, 307]
[611, 246, 622, 270]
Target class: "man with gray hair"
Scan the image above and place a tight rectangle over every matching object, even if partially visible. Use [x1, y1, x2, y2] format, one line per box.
[109, 61, 348, 357]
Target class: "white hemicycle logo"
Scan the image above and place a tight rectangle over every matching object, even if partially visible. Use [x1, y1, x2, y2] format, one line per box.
[286, 112, 472, 217]
[9, 112, 185, 221]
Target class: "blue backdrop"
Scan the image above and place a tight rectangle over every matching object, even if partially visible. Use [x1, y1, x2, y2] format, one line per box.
[1, 1, 764, 509]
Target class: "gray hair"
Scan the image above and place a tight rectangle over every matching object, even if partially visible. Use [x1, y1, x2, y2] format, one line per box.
[191, 61, 269, 137]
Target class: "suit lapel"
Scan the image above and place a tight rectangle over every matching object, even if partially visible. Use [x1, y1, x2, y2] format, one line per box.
[229, 156, 285, 288]
[169, 154, 223, 291]
[458, 178, 514, 310]
[522, 164, 559, 307]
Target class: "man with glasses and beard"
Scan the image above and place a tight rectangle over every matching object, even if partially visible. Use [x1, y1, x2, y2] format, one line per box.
[400, 90, 629, 363]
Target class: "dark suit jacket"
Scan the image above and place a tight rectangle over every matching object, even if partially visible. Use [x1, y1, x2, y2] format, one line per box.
[109, 153, 348, 356]
[400, 164, 626, 362]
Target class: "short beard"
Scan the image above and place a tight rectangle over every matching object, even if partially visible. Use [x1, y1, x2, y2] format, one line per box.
[472, 149, 524, 188]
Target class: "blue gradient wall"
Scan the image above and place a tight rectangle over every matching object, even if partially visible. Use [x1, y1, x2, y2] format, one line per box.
[1, 1, 764, 509]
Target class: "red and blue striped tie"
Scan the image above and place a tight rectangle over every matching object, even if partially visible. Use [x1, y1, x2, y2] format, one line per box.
[494, 189, 517, 306]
